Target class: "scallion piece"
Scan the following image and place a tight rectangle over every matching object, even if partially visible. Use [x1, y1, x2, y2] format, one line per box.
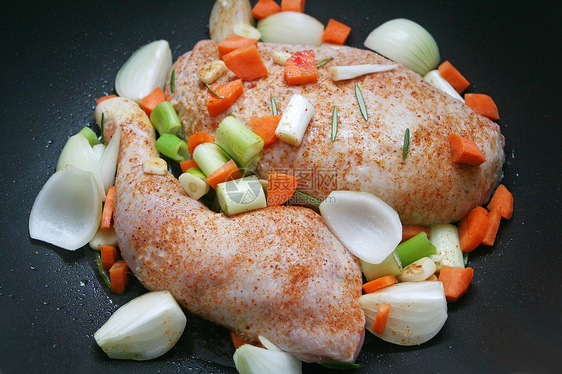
[78, 126, 100, 146]
[402, 128, 410, 161]
[270, 94, 278, 116]
[275, 94, 315, 146]
[316, 57, 333, 68]
[215, 116, 264, 165]
[192, 142, 230, 177]
[355, 83, 368, 121]
[155, 133, 190, 162]
[205, 82, 225, 99]
[178, 168, 210, 200]
[331, 105, 338, 141]
[395, 231, 436, 267]
[150, 101, 181, 136]
[170, 69, 175, 93]
[216, 175, 267, 216]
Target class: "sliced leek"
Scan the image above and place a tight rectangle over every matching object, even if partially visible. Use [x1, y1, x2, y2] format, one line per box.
[215, 116, 264, 165]
[275, 94, 315, 146]
[216, 175, 267, 216]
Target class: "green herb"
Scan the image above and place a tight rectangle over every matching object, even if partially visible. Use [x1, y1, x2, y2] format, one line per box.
[293, 191, 322, 208]
[316, 57, 333, 68]
[95, 252, 111, 289]
[155, 133, 190, 162]
[270, 94, 278, 116]
[205, 83, 225, 99]
[331, 105, 338, 141]
[402, 128, 410, 161]
[100, 112, 105, 133]
[355, 83, 368, 121]
[318, 362, 364, 370]
[170, 69, 176, 93]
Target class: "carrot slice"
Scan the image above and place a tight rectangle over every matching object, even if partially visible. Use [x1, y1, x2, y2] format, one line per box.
[188, 131, 215, 155]
[96, 94, 117, 105]
[401, 224, 431, 243]
[284, 50, 318, 86]
[100, 245, 118, 270]
[458, 206, 489, 252]
[438, 60, 470, 94]
[322, 19, 352, 45]
[100, 185, 115, 230]
[217, 35, 258, 59]
[206, 79, 244, 117]
[248, 115, 281, 147]
[205, 159, 243, 189]
[109, 260, 129, 294]
[372, 303, 391, 335]
[230, 331, 266, 349]
[179, 159, 199, 173]
[439, 265, 474, 302]
[487, 184, 513, 219]
[222, 44, 268, 81]
[481, 208, 502, 246]
[449, 133, 487, 165]
[362, 275, 398, 294]
[267, 172, 299, 206]
[281, 0, 305, 12]
[465, 93, 500, 120]
[139, 87, 167, 117]
[252, 0, 282, 20]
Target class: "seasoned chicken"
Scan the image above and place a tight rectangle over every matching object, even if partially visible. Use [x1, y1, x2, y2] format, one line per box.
[168, 40, 505, 225]
[95, 97, 365, 363]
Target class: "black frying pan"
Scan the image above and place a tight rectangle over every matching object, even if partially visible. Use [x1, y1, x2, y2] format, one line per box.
[1, 0, 561, 372]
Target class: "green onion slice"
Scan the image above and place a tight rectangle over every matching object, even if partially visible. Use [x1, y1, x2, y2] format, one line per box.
[205, 83, 224, 98]
[331, 105, 338, 141]
[318, 362, 363, 370]
[170, 69, 176, 93]
[270, 94, 278, 116]
[402, 128, 410, 161]
[355, 83, 368, 121]
[155, 133, 190, 162]
[316, 57, 333, 68]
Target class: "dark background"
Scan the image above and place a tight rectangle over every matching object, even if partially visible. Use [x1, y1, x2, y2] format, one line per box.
[1, 0, 560, 373]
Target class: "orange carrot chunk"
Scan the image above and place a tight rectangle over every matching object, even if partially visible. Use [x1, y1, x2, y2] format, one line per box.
[252, 0, 282, 20]
[248, 115, 281, 147]
[372, 303, 391, 335]
[179, 159, 199, 173]
[139, 87, 167, 117]
[439, 265, 474, 302]
[188, 131, 215, 155]
[230, 331, 266, 349]
[449, 133, 487, 165]
[458, 206, 489, 252]
[362, 275, 398, 294]
[217, 35, 259, 59]
[206, 79, 244, 117]
[482, 208, 502, 246]
[205, 159, 243, 189]
[222, 44, 268, 81]
[438, 61, 470, 94]
[100, 185, 115, 230]
[322, 19, 352, 45]
[267, 172, 299, 206]
[487, 184, 513, 219]
[465, 93, 500, 120]
[281, 0, 305, 12]
[284, 50, 318, 86]
[96, 94, 117, 105]
[109, 260, 129, 294]
[401, 224, 431, 243]
[100, 245, 118, 270]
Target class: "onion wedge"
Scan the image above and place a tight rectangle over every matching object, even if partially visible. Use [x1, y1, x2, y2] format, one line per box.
[257, 12, 324, 45]
[233, 335, 302, 374]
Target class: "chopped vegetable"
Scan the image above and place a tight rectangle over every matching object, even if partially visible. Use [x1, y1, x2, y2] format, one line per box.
[248, 115, 281, 147]
[216, 175, 267, 215]
[482, 208, 502, 246]
[275, 94, 315, 146]
[142, 157, 168, 175]
[98, 126, 122, 195]
[233, 335, 302, 374]
[363, 275, 398, 294]
[222, 44, 268, 81]
[179, 169, 210, 200]
[217, 34, 259, 59]
[206, 79, 244, 117]
[150, 101, 181, 136]
[206, 159, 244, 189]
[364, 18, 440, 76]
[449, 133, 486, 165]
[423, 70, 464, 102]
[354, 83, 368, 121]
[438, 60, 470, 94]
[458, 206, 489, 253]
[319, 191, 402, 264]
[281, 0, 305, 12]
[155, 133, 190, 162]
[331, 105, 337, 141]
[272, 51, 292, 66]
[267, 172, 299, 206]
[396, 257, 437, 282]
[179, 159, 199, 173]
[96, 94, 118, 105]
[139, 87, 167, 117]
[251, 0, 281, 20]
[100, 185, 115, 230]
[322, 18, 351, 45]
[198, 60, 228, 85]
[78, 126, 100, 146]
[464, 93, 500, 120]
[429, 223, 464, 270]
[438, 265, 474, 302]
[330, 64, 396, 81]
[109, 260, 129, 294]
[100, 245, 118, 270]
[233, 22, 262, 40]
[401, 224, 431, 243]
[192, 142, 231, 177]
[95, 251, 112, 288]
[115, 40, 172, 103]
[209, 0, 253, 43]
[215, 116, 265, 165]
[230, 331, 265, 349]
[487, 184, 513, 219]
[170, 69, 175, 93]
[257, 11, 324, 45]
[89, 226, 118, 250]
[395, 231, 436, 267]
[188, 131, 215, 155]
[284, 50, 318, 86]
[371, 303, 391, 335]
[360, 251, 403, 281]
[94, 291, 186, 360]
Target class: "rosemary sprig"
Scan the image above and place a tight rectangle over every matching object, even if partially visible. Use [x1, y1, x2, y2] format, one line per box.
[100, 112, 105, 132]
[331, 105, 338, 141]
[270, 94, 278, 116]
[402, 128, 410, 161]
[293, 191, 322, 209]
[355, 83, 368, 121]
[205, 83, 225, 98]
[316, 57, 333, 68]
[95, 252, 111, 289]
[170, 69, 176, 93]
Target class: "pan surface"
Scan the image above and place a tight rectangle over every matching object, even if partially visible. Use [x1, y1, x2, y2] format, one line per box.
[1, 0, 560, 373]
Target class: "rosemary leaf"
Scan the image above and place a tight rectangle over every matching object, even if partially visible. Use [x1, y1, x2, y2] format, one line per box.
[205, 83, 225, 99]
[100, 112, 105, 132]
[170, 69, 176, 93]
[331, 105, 338, 141]
[271, 94, 278, 116]
[355, 83, 368, 121]
[95, 252, 111, 289]
[293, 191, 322, 208]
[402, 128, 410, 161]
[316, 57, 333, 68]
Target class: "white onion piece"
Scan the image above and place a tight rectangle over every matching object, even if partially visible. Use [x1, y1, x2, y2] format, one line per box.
[115, 40, 172, 103]
[233, 22, 262, 40]
[89, 226, 118, 250]
[330, 64, 397, 81]
[209, 0, 253, 42]
[29, 166, 103, 251]
[319, 191, 402, 264]
[98, 126, 121, 194]
[423, 70, 464, 102]
[92, 143, 106, 161]
[94, 291, 186, 361]
[364, 18, 440, 76]
[233, 336, 302, 374]
[257, 12, 324, 45]
[359, 281, 447, 345]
